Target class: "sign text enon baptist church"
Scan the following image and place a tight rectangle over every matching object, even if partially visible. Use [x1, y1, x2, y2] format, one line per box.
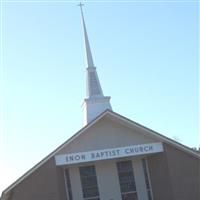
[55, 142, 163, 166]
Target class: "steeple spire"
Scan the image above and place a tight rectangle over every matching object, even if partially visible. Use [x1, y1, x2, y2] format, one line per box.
[79, 3, 112, 125]
[79, 3, 103, 98]
[79, 2, 94, 68]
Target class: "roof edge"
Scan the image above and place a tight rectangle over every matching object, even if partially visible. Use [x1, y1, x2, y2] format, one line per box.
[106, 111, 200, 159]
[2, 109, 199, 198]
[1, 110, 110, 198]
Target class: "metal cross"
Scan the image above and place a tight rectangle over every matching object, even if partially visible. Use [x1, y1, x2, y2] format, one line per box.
[78, 2, 84, 8]
[78, 2, 84, 16]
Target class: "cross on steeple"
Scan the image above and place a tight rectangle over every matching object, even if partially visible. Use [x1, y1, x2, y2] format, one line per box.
[79, 4, 112, 125]
[78, 2, 84, 8]
[79, 2, 94, 68]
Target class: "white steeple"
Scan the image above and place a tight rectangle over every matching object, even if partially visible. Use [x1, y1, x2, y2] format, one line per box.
[79, 3, 112, 125]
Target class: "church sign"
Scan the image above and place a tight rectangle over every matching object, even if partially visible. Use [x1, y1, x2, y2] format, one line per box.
[55, 142, 163, 166]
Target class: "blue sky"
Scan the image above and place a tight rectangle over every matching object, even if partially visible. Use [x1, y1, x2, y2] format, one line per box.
[0, 0, 199, 194]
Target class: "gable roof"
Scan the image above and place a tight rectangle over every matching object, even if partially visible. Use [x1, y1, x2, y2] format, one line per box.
[1, 109, 200, 199]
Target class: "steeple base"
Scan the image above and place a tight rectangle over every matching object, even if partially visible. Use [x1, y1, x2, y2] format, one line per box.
[82, 96, 112, 126]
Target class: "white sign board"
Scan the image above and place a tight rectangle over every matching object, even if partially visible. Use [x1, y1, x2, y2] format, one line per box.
[55, 142, 163, 166]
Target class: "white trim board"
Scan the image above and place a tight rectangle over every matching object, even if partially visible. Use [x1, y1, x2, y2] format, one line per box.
[55, 143, 164, 165]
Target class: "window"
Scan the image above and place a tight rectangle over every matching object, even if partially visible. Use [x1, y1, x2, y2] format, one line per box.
[64, 169, 73, 200]
[79, 165, 100, 200]
[117, 160, 138, 200]
[142, 159, 153, 200]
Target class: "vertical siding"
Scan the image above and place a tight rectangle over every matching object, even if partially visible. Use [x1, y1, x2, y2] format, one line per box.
[56, 167, 67, 200]
[147, 150, 174, 200]
[165, 144, 200, 200]
[148, 143, 200, 200]
[10, 158, 63, 200]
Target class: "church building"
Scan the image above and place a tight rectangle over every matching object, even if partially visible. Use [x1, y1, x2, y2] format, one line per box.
[1, 5, 200, 200]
